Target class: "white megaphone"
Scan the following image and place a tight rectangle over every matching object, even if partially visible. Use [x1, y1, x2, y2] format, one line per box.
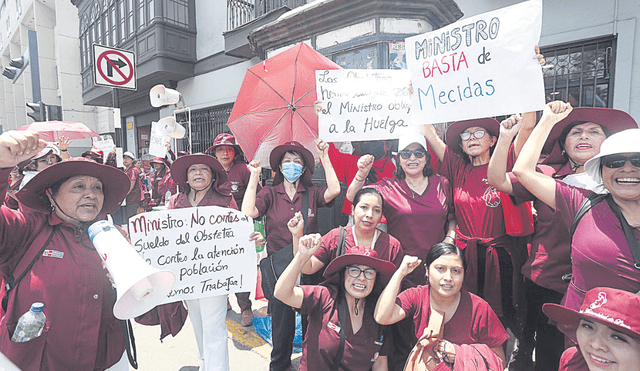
[150, 84, 181, 107]
[88, 220, 176, 320]
[156, 116, 186, 138]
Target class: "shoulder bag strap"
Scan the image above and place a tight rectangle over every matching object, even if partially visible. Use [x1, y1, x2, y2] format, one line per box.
[337, 226, 346, 257]
[605, 196, 640, 270]
[120, 319, 138, 369]
[3, 226, 58, 312]
[331, 293, 347, 371]
[301, 189, 309, 235]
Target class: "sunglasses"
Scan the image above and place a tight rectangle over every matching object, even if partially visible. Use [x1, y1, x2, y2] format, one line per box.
[602, 155, 640, 169]
[398, 149, 427, 159]
[346, 266, 377, 280]
[459, 130, 487, 141]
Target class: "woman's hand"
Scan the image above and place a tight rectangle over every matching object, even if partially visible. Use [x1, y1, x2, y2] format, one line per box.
[297, 234, 322, 258]
[315, 138, 329, 158]
[499, 114, 522, 141]
[287, 211, 304, 239]
[313, 100, 322, 118]
[57, 136, 71, 152]
[437, 340, 456, 364]
[356, 154, 375, 178]
[399, 255, 422, 277]
[249, 231, 264, 247]
[534, 45, 546, 67]
[247, 159, 262, 177]
[540, 101, 572, 126]
[0, 131, 46, 169]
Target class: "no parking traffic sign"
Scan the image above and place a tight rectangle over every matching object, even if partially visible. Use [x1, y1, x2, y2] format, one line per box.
[93, 44, 137, 90]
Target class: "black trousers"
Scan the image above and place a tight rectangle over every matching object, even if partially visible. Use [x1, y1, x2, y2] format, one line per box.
[269, 297, 296, 371]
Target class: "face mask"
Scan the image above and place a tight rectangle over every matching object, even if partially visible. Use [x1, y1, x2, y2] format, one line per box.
[281, 162, 303, 183]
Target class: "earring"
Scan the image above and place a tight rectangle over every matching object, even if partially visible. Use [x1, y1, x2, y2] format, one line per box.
[51, 204, 55, 210]
[561, 150, 566, 156]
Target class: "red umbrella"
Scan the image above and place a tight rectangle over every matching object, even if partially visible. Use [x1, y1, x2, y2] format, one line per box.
[228, 43, 340, 168]
[17, 121, 99, 142]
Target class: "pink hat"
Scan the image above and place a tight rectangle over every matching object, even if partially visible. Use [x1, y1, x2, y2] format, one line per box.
[543, 287, 640, 339]
[322, 246, 396, 294]
[445, 118, 500, 155]
[206, 133, 242, 154]
[149, 157, 166, 166]
[16, 157, 130, 215]
[170, 153, 227, 189]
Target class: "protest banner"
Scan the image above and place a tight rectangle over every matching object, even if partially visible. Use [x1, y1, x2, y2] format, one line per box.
[148, 121, 170, 158]
[92, 135, 115, 153]
[406, 0, 545, 125]
[128, 206, 256, 303]
[316, 69, 413, 142]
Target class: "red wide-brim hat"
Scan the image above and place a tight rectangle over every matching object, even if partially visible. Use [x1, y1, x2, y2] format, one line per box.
[322, 246, 396, 295]
[542, 107, 638, 165]
[170, 153, 227, 189]
[16, 157, 129, 215]
[445, 118, 500, 155]
[206, 133, 242, 154]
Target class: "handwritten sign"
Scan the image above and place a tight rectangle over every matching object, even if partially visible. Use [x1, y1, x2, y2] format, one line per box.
[316, 69, 413, 142]
[149, 121, 170, 158]
[128, 206, 256, 303]
[406, 0, 544, 125]
[92, 135, 115, 154]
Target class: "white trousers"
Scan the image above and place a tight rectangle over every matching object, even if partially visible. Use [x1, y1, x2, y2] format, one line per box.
[105, 352, 128, 371]
[185, 295, 230, 371]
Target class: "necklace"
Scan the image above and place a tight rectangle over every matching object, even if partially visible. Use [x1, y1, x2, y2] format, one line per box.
[406, 177, 428, 198]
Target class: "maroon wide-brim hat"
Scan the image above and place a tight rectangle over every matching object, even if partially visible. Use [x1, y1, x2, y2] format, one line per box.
[445, 118, 500, 155]
[170, 153, 227, 189]
[206, 133, 242, 154]
[542, 107, 638, 165]
[149, 157, 166, 166]
[16, 157, 129, 215]
[269, 141, 315, 186]
[543, 287, 640, 340]
[322, 246, 396, 295]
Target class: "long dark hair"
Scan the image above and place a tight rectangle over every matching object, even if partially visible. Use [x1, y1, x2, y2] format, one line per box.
[394, 147, 434, 180]
[424, 242, 466, 273]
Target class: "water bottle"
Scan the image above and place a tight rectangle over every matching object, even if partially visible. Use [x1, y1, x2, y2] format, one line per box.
[11, 302, 46, 343]
[164, 190, 172, 205]
[254, 217, 265, 253]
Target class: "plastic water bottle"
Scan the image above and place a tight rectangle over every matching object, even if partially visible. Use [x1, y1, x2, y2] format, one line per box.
[164, 190, 172, 205]
[254, 217, 265, 253]
[11, 303, 46, 342]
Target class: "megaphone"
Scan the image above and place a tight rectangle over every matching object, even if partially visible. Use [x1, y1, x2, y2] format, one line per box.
[150, 84, 181, 107]
[156, 116, 186, 138]
[88, 220, 176, 320]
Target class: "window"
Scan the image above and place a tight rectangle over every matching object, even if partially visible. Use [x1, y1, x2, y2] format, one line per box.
[119, 0, 126, 42]
[164, 0, 188, 27]
[137, 0, 144, 29]
[127, 0, 134, 36]
[541, 37, 615, 108]
[177, 104, 234, 153]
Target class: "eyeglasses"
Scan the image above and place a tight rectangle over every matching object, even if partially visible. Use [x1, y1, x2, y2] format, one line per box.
[346, 266, 377, 280]
[459, 130, 487, 141]
[398, 149, 427, 159]
[602, 155, 640, 169]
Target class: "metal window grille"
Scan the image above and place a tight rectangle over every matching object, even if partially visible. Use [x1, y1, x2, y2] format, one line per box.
[227, 0, 254, 30]
[541, 36, 615, 108]
[255, 0, 306, 18]
[175, 103, 234, 154]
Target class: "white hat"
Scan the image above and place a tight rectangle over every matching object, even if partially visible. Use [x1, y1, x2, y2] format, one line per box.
[584, 128, 640, 184]
[123, 151, 136, 160]
[397, 128, 427, 152]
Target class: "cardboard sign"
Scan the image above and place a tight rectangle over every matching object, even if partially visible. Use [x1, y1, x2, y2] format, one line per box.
[128, 206, 256, 303]
[316, 69, 413, 142]
[148, 121, 170, 158]
[92, 135, 115, 154]
[406, 0, 544, 125]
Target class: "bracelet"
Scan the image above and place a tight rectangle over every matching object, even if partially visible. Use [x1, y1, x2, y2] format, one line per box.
[61, 149, 68, 152]
[444, 236, 455, 242]
[354, 175, 366, 182]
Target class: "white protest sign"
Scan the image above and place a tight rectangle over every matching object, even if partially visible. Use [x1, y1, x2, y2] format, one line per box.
[148, 121, 170, 158]
[406, 0, 544, 125]
[92, 135, 115, 154]
[128, 206, 256, 303]
[316, 69, 413, 142]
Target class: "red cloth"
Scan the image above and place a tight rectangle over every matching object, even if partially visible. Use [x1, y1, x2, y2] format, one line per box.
[397, 287, 508, 348]
[255, 183, 332, 254]
[328, 143, 395, 215]
[0, 168, 125, 370]
[558, 346, 589, 371]
[449, 343, 504, 371]
[125, 166, 143, 205]
[3, 180, 20, 210]
[315, 225, 404, 270]
[368, 175, 453, 288]
[554, 181, 640, 341]
[298, 285, 391, 371]
[151, 169, 177, 205]
[217, 161, 260, 207]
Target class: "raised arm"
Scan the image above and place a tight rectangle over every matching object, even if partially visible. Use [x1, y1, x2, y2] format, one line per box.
[288, 212, 327, 275]
[316, 138, 341, 203]
[274, 233, 323, 308]
[374, 255, 422, 325]
[57, 136, 71, 159]
[512, 102, 573, 210]
[241, 160, 261, 218]
[345, 154, 375, 202]
[420, 124, 446, 162]
[487, 115, 522, 193]
[0, 131, 47, 169]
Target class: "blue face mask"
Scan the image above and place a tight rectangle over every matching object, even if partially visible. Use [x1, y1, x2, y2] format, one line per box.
[281, 162, 303, 183]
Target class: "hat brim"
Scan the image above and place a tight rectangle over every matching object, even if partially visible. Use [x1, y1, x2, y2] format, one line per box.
[206, 143, 242, 154]
[170, 154, 228, 189]
[584, 128, 640, 184]
[445, 118, 500, 155]
[16, 158, 130, 215]
[269, 143, 315, 174]
[323, 253, 396, 291]
[542, 108, 638, 166]
[543, 302, 640, 339]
